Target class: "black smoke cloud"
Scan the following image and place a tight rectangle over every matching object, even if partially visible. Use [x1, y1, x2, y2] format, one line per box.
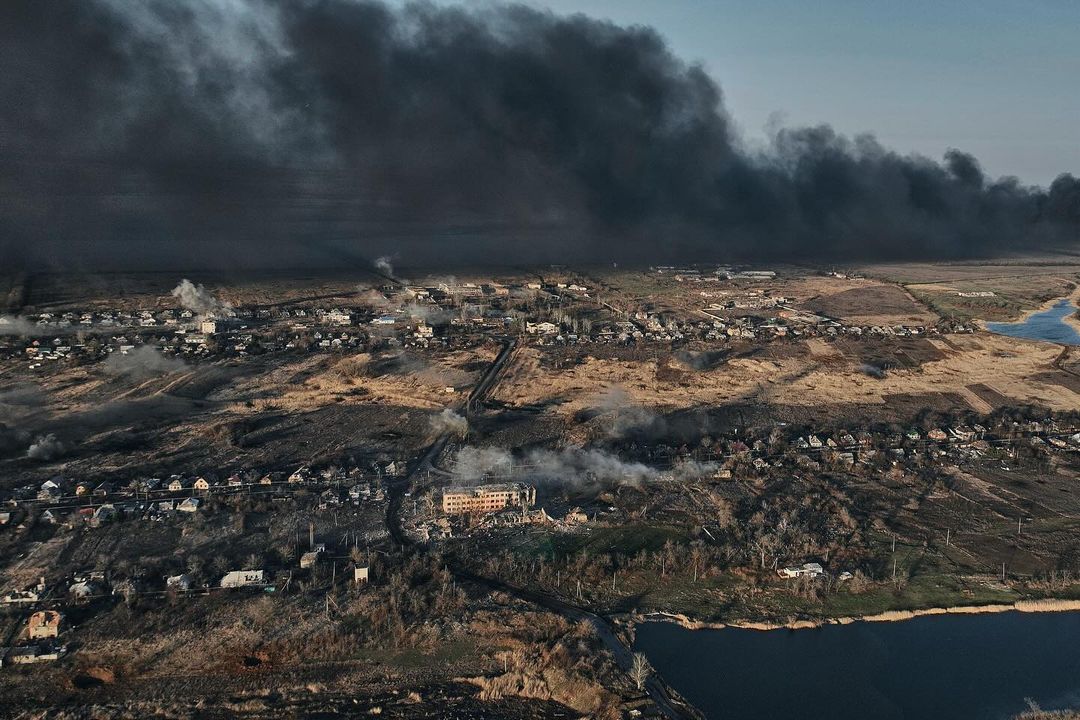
[1, 0, 1078, 271]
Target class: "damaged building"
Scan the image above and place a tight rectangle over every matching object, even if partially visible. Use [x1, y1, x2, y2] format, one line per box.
[441, 483, 536, 515]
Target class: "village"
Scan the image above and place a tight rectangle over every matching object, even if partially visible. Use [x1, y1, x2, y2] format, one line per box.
[2, 262, 1080, 717]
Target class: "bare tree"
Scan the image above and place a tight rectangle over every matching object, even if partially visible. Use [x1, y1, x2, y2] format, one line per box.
[630, 652, 651, 692]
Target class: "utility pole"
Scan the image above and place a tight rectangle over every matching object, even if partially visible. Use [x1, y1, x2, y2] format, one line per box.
[1017, 516, 1022, 536]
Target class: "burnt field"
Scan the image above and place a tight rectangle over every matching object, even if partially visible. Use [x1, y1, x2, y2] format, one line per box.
[0, 351, 449, 492]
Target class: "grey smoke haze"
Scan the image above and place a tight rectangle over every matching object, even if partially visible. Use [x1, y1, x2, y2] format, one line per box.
[429, 408, 469, 439]
[858, 363, 887, 379]
[171, 280, 231, 317]
[451, 444, 721, 488]
[374, 256, 396, 277]
[2, 0, 1079, 272]
[103, 346, 187, 380]
[589, 386, 667, 439]
[0, 316, 38, 337]
[26, 433, 65, 461]
[0, 383, 46, 422]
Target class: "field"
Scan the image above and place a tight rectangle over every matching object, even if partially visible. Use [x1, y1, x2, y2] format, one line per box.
[492, 332, 1080, 423]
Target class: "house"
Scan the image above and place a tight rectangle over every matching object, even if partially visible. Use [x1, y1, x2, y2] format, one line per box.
[90, 504, 117, 527]
[5, 646, 62, 664]
[288, 467, 311, 484]
[525, 321, 559, 335]
[69, 581, 102, 602]
[326, 309, 353, 326]
[75, 481, 93, 497]
[177, 497, 201, 513]
[37, 483, 62, 502]
[778, 562, 825, 579]
[168, 477, 190, 492]
[300, 549, 324, 570]
[165, 574, 193, 591]
[40, 509, 58, 525]
[227, 474, 244, 487]
[927, 428, 948, 442]
[27, 610, 63, 639]
[193, 477, 212, 492]
[259, 474, 274, 485]
[565, 508, 589, 524]
[220, 570, 265, 588]
[354, 566, 369, 584]
[2, 586, 43, 605]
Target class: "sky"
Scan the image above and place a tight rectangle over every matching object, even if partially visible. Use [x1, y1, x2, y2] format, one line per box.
[426, 0, 1080, 186]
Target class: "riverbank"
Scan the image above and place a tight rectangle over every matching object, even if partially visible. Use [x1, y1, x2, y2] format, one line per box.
[978, 286, 1080, 336]
[634, 597, 1080, 632]
[634, 608, 1080, 720]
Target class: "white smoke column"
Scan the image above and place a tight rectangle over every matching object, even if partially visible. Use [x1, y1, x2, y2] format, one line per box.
[171, 279, 233, 317]
[429, 408, 468, 439]
[27, 433, 65, 461]
[374, 256, 395, 277]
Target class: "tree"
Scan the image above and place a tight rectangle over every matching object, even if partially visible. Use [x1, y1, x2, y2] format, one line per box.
[630, 652, 651, 692]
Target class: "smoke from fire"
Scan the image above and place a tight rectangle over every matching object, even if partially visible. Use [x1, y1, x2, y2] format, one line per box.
[1, 0, 1078, 271]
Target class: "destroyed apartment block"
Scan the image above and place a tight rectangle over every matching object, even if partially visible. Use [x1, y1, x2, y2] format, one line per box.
[27, 611, 63, 640]
[441, 483, 536, 515]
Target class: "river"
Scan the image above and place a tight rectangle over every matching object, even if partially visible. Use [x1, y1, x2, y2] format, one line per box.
[985, 299, 1080, 345]
[635, 611, 1080, 720]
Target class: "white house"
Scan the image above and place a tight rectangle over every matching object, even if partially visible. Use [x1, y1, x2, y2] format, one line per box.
[778, 562, 825, 579]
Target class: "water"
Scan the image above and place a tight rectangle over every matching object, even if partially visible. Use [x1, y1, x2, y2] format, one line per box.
[985, 299, 1080, 345]
[635, 612, 1080, 720]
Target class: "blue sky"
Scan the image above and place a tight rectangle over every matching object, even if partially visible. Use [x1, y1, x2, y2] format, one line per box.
[405, 0, 1079, 185]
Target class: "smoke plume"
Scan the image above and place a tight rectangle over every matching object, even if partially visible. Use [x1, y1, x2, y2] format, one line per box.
[103, 346, 187, 380]
[858, 363, 887, 379]
[374, 256, 396, 277]
[2, 0, 1078, 271]
[451, 444, 655, 488]
[429, 408, 469, 439]
[171, 280, 232, 317]
[26, 433, 65, 461]
[588, 387, 667, 439]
